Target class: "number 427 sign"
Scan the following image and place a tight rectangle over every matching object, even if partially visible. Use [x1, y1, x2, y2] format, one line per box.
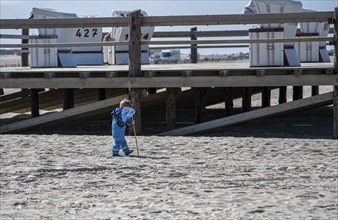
[75, 28, 98, 38]
[72, 27, 102, 52]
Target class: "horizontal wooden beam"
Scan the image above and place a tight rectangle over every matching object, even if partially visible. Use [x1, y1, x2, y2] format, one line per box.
[0, 37, 333, 49]
[2, 27, 333, 40]
[142, 12, 333, 26]
[0, 63, 334, 73]
[0, 34, 58, 40]
[1, 75, 336, 89]
[0, 12, 333, 30]
[0, 17, 128, 29]
[0, 95, 128, 134]
[152, 30, 249, 38]
[150, 45, 249, 50]
[152, 28, 335, 38]
[147, 37, 333, 45]
[159, 92, 334, 136]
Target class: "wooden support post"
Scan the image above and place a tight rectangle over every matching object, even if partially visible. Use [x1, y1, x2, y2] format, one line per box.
[98, 88, 106, 101]
[334, 86, 338, 139]
[148, 88, 157, 94]
[63, 89, 74, 110]
[190, 27, 206, 123]
[334, 7, 338, 139]
[166, 88, 177, 130]
[194, 87, 208, 123]
[30, 89, 40, 117]
[279, 86, 287, 104]
[190, 27, 198, 63]
[224, 87, 234, 116]
[128, 10, 142, 135]
[293, 86, 303, 100]
[312, 86, 319, 96]
[242, 88, 252, 112]
[129, 89, 142, 135]
[21, 29, 29, 67]
[21, 29, 40, 117]
[262, 87, 271, 108]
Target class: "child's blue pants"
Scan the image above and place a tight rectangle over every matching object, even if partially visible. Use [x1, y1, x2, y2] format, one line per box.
[112, 124, 130, 155]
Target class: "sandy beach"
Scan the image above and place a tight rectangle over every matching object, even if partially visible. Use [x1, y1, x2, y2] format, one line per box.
[1, 134, 337, 219]
[1, 59, 337, 219]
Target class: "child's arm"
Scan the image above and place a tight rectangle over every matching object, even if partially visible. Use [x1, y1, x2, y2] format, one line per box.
[121, 107, 136, 123]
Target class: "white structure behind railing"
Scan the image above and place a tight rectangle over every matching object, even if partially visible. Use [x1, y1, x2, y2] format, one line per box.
[105, 11, 154, 65]
[295, 9, 330, 62]
[30, 8, 103, 67]
[249, 0, 303, 67]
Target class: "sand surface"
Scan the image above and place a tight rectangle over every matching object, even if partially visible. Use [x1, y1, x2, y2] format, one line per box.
[1, 134, 337, 219]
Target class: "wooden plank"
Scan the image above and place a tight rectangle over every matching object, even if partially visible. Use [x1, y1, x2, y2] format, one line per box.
[63, 89, 74, 110]
[4, 27, 330, 40]
[334, 7, 338, 139]
[262, 87, 271, 108]
[334, 86, 338, 138]
[279, 87, 287, 104]
[166, 88, 178, 130]
[142, 12, 333, 26]
[190, 27, 198, 64]
[1, 37, 333, 49]
[21, 29, 29, 67]
[159, 92, 333, 136]
[194, 88, 208, 123]
[150, 45, 249, 50]
[1, 75, 337, 88]
[44, 72, 55, 79]
[242, 88, 252, 112]
[0, 73, 11, 79]
[0, 90, 30, 102]
[312, 86, 319, 96]
[0, 89, 127, 114]
[0, 34, 57, 39]
[129, 10, 142, 75]
[30, 89, 40, 117]
[0, 17, 128, 29]
[293, 86, 303, 100]
[0, 12, 332, 30]
[153, 30, 249, 38]
[98, 88, 106, 101]
[0, 62, 334, 73]
[0, 95, 128, 134]
[128, 10, 142, 135]
[224, 87, 234, 116]
[147, 37, 333, 45]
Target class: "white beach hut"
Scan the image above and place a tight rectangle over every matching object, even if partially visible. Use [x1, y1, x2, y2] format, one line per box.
[248, 0, 303, 67]
[29, 8, 103, 67]
[295, 9, 330, 62]
[106, 11, 154, 65]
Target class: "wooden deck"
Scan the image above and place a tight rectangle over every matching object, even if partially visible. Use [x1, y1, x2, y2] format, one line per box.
[0, 62, 336, 89]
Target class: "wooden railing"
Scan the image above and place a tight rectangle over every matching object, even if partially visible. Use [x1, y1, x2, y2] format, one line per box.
[0, 11, 334, 49]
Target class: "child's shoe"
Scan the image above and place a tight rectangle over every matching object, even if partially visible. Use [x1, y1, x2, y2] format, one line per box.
[124, 149, 134, 156]
[112, 153, 119, 157]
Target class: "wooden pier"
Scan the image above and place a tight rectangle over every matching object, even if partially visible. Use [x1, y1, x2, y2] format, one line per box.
[1, 8, 338, 137]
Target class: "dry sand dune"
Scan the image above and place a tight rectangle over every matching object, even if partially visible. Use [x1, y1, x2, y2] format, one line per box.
[1, 134, 337, 219]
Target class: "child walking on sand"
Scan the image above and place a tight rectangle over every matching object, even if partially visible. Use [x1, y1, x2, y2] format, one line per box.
[111, 99, 136, 156]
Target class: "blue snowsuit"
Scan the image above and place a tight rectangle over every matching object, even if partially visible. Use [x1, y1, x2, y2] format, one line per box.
[111, 107, 135, 156]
